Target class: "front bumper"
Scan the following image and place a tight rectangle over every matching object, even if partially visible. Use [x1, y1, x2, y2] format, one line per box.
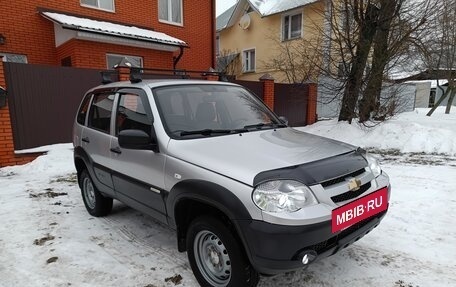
[236, 209, 388, 275]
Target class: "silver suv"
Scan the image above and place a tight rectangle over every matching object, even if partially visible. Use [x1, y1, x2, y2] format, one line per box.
[73, 79, 390, 287]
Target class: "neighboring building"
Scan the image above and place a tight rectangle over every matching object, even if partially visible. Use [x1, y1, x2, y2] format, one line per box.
[0, 0, 216, 70]
[216, 0, 325, 81]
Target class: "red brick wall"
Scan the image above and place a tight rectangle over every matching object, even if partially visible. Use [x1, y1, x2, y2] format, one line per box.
[56, 39, 174, 69]
[0, 0, 215, 70]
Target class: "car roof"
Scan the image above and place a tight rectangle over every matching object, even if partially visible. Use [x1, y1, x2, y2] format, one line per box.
[89, 79, 240, 92]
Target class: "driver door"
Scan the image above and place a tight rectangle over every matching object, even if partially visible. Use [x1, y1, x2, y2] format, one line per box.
[110, 88, 167, 223]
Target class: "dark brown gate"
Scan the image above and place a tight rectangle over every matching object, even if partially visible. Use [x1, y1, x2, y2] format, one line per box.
[274, 83, 308, 126]
[233, 80, 264, 100]
[5, 62, 113, 150]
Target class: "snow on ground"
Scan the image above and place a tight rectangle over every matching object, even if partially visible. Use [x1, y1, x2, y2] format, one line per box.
[297, 107, 456, 156]
[1, 108, 456, 287]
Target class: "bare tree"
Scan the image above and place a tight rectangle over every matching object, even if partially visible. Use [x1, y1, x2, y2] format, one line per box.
[216, 49, 241, 76]
[265, 0, 436, 123]
[263, 36, 324, 84]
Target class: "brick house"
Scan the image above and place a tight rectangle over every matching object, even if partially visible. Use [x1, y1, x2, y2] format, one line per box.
[0, 0, 216, 166]
[0, 0, 216, 69]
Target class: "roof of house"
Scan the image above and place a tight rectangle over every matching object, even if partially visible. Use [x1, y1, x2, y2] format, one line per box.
[217, 0, 319, 32]
[41, 11, 187, 47]
[217, 4, 237, 31]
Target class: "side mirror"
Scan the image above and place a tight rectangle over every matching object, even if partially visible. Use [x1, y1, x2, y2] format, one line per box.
[118, 129, 159, 152]
[279, 116, 289, 126]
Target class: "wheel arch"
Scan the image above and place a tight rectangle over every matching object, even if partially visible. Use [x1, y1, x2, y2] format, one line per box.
[167, 180, 254, 261]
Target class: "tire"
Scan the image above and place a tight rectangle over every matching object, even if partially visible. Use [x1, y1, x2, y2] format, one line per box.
[186, 216, 259, 287]
[79, 169, 113, 217]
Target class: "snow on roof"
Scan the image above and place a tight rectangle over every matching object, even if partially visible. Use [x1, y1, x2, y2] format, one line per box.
[41, 11, 187, 47]
[249, 0, 318, 16]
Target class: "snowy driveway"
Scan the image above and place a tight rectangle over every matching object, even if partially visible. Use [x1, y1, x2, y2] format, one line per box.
[1, 148, 455, 287]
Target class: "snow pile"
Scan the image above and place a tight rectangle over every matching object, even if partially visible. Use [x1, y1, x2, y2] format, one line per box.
[3, 144, 74, 177]
[298, 107, 456, 155]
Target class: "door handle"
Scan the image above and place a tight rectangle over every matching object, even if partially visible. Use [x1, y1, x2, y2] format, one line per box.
[82, 137, 90, 143]
[110, 147, 122, 154]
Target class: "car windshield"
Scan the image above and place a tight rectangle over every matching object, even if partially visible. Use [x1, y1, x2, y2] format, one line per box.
[152, 84, 284, 139]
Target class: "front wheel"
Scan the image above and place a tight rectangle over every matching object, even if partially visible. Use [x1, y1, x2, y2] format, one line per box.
[186, 216, 259, 287]
[79, 170, 113, 217]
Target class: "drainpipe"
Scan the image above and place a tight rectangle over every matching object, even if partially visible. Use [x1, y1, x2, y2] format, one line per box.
[173, 46, 184, 70]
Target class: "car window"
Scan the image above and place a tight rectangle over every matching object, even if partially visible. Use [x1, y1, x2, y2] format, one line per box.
[77, 93, 93, 125]
[116, 93, 152, 136]
[153, 85, 280, 138]
[88, 93, 115, 134]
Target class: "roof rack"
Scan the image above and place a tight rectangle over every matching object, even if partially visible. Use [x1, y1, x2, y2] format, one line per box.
[101, 66, 228, 85]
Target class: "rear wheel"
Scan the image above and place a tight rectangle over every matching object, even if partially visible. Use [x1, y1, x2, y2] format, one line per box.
[186, 216, 259, 287]
[79, 170, 113, 217]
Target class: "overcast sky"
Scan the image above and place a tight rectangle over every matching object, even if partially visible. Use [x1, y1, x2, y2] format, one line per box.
[216, 0, 238, 16]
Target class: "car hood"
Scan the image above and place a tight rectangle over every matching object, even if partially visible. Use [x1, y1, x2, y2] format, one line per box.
[166, 128, 357, 186]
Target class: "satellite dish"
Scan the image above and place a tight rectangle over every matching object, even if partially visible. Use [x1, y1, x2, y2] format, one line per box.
[239, 14, 251, 30]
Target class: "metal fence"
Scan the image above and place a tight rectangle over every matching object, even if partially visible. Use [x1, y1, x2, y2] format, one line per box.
[274, 83, 308, 127]
[5, 62, 114, 150]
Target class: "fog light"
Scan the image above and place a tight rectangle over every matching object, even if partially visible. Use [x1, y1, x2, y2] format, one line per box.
[300, 250, 317, 265]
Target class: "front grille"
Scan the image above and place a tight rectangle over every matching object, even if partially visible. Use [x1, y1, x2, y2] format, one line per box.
[321, 168, 365, 187]
[331, 182, 372, 203]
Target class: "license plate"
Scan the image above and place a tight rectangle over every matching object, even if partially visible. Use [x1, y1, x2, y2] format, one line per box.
[331, 187, 388, 233]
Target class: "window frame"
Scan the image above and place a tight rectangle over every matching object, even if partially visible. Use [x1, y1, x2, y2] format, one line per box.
[242, 48, 256, 73]
[282, 11, 303, 41]
[106, 53, 143, 70]
[0, 53, 28, 63]
[115, 88, 154, 137]
[77, 93, 94, 126]
[80, 0, 115, 13]
[158, 0, 184, 26]
[87, 92, 116, 134]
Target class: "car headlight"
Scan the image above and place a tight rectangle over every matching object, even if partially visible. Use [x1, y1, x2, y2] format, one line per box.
[252, 180, 318, 213]
[366, 153, 382, 177]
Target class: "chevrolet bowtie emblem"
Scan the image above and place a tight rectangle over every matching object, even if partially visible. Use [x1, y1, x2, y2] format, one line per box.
[348, 178, 362, 191]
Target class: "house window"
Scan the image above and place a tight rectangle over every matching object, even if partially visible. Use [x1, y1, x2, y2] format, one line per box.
[0, 53, 27, 63]
[283, 13, 302, 40]
[80, 0, 115, 12]
[159, 0, 183, 25]
[216, 35, 220, 56]
[106, 54, 143, 70]
[243, 49, 255, 72]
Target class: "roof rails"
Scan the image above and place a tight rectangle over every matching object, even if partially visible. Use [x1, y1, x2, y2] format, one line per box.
[101, 66, 228, 85]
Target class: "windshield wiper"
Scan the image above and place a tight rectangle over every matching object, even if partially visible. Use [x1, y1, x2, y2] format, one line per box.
[180, 129, 236, 136]
[243, 122, 287, 130]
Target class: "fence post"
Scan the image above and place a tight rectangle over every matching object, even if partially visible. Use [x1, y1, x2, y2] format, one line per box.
[260, 74, 275, 111]
[115, 65, 131, 82]
[0, 56, 15, 167]
[306, 82, 318, 125]
[203, 67, 219, 81]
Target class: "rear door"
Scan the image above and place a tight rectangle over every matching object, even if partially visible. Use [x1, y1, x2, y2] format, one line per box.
[82, 90, 117, 196]
[110, 88, 168, 223]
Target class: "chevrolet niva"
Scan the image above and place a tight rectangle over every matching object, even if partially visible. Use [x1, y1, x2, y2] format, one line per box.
[73, 79, 390, 287]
